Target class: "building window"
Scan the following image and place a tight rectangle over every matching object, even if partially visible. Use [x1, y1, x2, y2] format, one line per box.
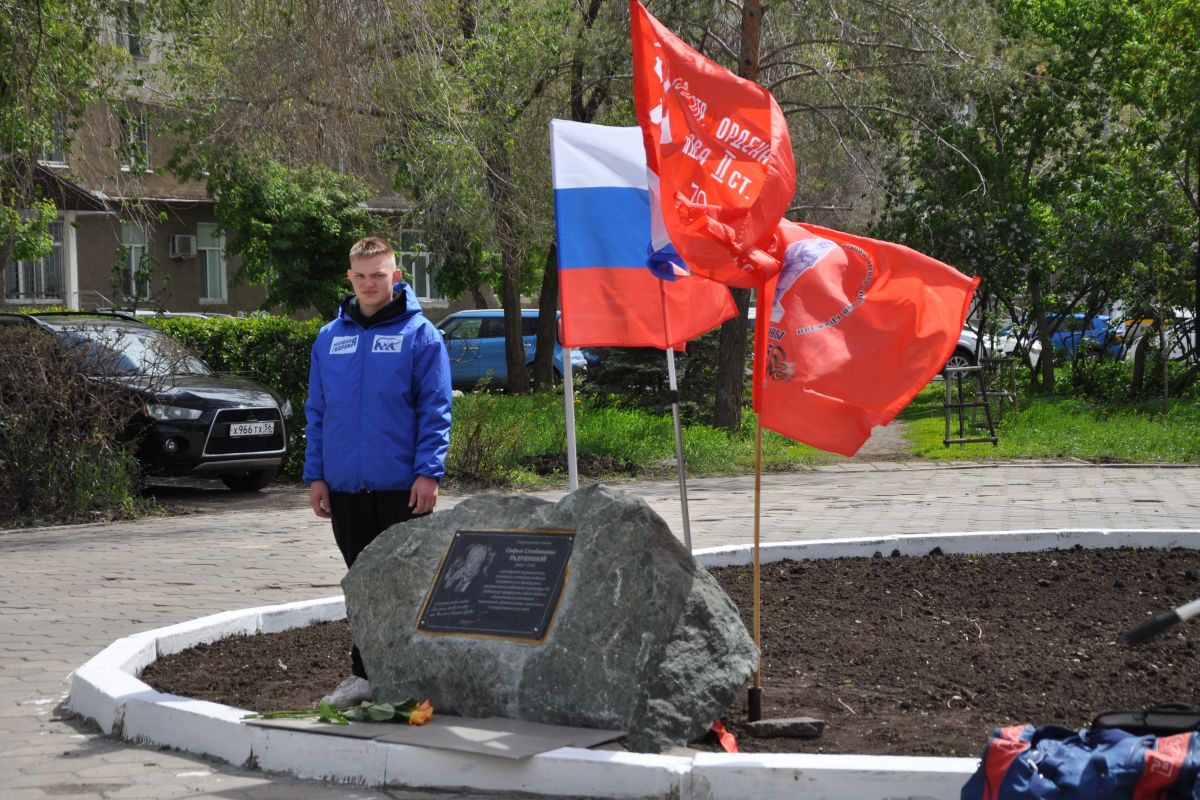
[400, 230, 443, 301]
[196, 223, 227, 302]
[120, 222, 151, 299]
[39, 115, 69, 167]
[119, 104, 150, 171]
[4, 220, 63, 302]
[121, 4, 144, 59]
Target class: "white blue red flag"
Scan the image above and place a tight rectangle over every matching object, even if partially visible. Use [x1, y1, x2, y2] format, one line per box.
[550, 119, 736, 349]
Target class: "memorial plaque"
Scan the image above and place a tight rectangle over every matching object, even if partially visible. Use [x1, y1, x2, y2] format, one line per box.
[417, 529, 574, 642]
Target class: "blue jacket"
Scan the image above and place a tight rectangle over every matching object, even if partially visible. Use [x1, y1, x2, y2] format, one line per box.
[303, 283, 452, 492]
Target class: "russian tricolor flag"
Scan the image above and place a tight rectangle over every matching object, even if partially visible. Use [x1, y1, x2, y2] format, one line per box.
[550, 119, 735, 350]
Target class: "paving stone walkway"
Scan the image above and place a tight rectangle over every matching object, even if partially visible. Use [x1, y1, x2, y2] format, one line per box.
[3, 461, 1199, 798]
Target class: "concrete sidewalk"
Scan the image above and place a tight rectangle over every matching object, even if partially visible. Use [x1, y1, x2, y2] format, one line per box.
[3, 461, 1199, 799]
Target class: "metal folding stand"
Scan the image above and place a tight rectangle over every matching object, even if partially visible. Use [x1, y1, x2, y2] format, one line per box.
[942, 364, 998, 447]
[979, 356, 1018, 424]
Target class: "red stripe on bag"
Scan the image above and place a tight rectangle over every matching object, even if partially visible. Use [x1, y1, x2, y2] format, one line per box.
[1133, 732, 1192, 800]
[983, 726, 1032, 800]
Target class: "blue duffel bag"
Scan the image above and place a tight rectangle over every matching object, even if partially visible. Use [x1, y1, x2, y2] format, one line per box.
[961, 723, 1200, 799]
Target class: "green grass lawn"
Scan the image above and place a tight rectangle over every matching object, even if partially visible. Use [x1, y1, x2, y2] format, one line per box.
[899, 382, 1200, 463]
[448, 379, 1200, 489]
[448, 393, 833, 488]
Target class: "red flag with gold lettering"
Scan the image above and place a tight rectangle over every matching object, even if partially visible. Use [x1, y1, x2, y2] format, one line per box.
[752, 220, 980, 456]
[630, 0, 794, 288]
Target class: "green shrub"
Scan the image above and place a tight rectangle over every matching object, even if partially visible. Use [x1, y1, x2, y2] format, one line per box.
[148, 315, 323, 478]
[445, 389, 559, 486]
[0, 325, 149, 526]
[579, 327, 751, 425]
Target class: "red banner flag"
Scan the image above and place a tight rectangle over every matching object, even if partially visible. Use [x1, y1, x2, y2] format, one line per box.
[630, 0, 794, 288]
[752, 220, 980, 456]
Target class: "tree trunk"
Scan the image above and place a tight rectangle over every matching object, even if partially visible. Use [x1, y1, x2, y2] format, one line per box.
[482, 148, 528, 394]
[532, 241, 559, 390]
[712, 0, 766, 433]
[500, 248, 528, 393]
[470, 284, 488, 308]
[1028, 273, 1055, 394]
[1129, 328, 1149, 395]
[529, 0, 614, 393]
[1193, 212, 1200, 367]
[713, 288, 752, 430]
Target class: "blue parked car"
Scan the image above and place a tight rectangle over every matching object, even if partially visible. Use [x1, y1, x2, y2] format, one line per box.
[1006, 314, 1126, 358]
[1048, 314, 1125, 356]
[436, 309, 587, 390]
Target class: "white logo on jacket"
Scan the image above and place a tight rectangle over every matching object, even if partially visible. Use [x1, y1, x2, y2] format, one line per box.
[330, 335, 359, 354]
[372, 335, 405, 353]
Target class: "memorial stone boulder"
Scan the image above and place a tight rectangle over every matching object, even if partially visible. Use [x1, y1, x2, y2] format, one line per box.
[342, 484, 758, 753]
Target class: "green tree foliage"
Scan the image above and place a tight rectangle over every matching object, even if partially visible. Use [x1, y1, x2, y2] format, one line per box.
[160, 1, 395, 178]
[0, 1, 114, 264]
[204, 159, 374, 315]
[158, 2, 403, 316]
[875, 0, 1159, 393]
[1113, 0, 1200, 370]
[384, 0, 578, 393]
[380, 0, 633, 393]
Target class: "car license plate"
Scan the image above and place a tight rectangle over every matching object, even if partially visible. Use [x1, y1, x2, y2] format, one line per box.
[229, 421, 274, 437]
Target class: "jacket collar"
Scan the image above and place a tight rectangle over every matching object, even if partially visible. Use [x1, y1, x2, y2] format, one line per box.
[339, 282, 422, 330]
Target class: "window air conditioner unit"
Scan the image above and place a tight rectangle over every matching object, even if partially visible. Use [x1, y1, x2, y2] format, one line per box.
[169, 234, 197, 259]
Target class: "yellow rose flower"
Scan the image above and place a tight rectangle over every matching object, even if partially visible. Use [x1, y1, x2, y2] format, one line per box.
[408, 700, 433, 726]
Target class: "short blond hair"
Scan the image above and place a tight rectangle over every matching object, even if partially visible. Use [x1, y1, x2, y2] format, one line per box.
[349, 236, 394, 260]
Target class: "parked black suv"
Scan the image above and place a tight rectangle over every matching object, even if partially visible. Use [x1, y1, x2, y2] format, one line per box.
[0, 312, 290, 491]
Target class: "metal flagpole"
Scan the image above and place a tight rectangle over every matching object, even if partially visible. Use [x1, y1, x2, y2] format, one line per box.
[666, 347, 692, 551]
[748, 418, 764, 721]
[562, 347, 579, 491]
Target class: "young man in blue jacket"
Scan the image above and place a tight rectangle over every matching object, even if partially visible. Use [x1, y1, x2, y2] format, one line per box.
[304, 236, 453, 706]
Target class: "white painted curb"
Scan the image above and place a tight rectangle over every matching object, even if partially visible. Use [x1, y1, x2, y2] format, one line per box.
[67, 529, 1200, 799]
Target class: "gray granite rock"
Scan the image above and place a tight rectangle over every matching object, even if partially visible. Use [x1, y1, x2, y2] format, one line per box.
[341, 484, 758, 753]
[744, 717, 826, 739]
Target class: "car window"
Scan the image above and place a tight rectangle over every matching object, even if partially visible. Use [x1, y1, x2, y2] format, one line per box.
[53, 325, 211, 377]
[521, 317, 538, 337]
[441, 318, 481, 339]
[479, 318, 505, 338]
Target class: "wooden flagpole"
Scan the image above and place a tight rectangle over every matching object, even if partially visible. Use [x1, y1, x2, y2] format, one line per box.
[748, 417, 764, 721]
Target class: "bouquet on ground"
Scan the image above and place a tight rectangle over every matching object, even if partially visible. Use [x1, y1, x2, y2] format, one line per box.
[246, 698, 433, 726]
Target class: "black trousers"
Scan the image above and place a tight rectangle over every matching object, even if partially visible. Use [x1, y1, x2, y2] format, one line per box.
[330, 489, 428, 679]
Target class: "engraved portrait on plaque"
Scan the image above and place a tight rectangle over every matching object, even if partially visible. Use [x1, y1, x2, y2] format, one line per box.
[417, 529, 575, 642]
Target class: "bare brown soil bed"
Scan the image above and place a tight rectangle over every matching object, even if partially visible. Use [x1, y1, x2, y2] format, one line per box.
[140, 546, 1200, 756]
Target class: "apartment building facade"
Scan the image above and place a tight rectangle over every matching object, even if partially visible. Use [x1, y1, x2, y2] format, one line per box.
[4, 8, 450, 318]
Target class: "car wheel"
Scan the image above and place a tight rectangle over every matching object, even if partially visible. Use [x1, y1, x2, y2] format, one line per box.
[945, 348, 976, 370]
[219, 467, 278, 492]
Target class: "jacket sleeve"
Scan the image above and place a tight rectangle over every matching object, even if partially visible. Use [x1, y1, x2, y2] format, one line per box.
[302, 340, 326, 484]
[410, 323, 453, 480]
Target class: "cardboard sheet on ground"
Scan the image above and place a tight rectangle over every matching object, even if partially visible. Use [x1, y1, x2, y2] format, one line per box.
[374, 716, 625, 759]
[243, 717, 392, 739]
[244, 714, 624, 759]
